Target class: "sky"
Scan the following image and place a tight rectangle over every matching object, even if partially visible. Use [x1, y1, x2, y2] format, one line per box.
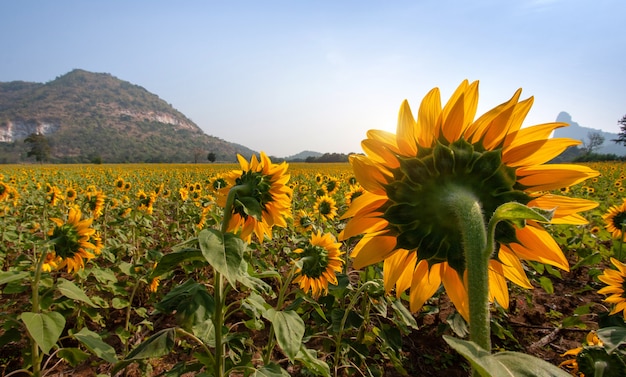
[1, 0, 625, 157]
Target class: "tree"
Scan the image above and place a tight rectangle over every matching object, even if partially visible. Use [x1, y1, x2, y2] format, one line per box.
[580, 131, 605, 155]
[207, 152, 216, 163]
[612, 114, 626, 146]
[24, 133, 51, 162]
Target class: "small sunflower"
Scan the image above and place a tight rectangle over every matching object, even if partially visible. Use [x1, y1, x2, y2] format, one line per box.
[0, 182, 11, 202]
[597, 257, 626, 318]
[293, 231, 344, 298]
[295, 209, 314, 232]
[46, 186, 63, 206]
[114, 177, 125, 191]
[603, 199, 626, 241]
[340, 80, 599, 319]
[314, 195, 338, 221]
[85, 190, 106, 219]
[48, 206, 97, 273]
[344, 184, 365, 207]
[65, 187, 78, 202]
[219, 152, 292, 242]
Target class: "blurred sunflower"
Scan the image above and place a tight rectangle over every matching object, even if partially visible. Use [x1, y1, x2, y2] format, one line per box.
[46, 185, 63, 206]
[0, 182, 10, 201]
[47, 206, 97, 273]
[219, 152, 292, 242]
[340, 80, 599, 319]
[603, 199, 626, 241]
[65, 187, 78, 202]
[293, 231, 344, 298]
[114, 177, 125, 191]
[295, 209, 314, 232]
[597, 257, 626, 318]
[85, 190, 106, 219]
[314, 195, 338, 221]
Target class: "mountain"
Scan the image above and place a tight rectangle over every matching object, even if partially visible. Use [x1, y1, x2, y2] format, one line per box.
[0, 69, 256, 163]
[554, 112, 626, 156]
[283, 150, 323, 161]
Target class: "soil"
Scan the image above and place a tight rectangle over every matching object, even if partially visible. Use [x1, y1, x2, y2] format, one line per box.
[0, 262, 604, 377]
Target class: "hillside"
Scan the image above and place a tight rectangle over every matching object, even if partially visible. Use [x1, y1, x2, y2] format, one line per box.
[0, 69, 256, 163]
[554, 112, 626, 156]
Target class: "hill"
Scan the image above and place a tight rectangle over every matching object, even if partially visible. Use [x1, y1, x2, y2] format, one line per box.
[553, 112, 626, 156]
[0, 69, 256, 163]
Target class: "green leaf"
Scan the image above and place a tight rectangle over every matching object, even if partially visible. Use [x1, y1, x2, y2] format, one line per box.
[21, 311, 66, 354]
[57, 278, 97, 307]
[492, 202, 553, 224]
[155, 280, 215, 332]
[597, 326, 626, 354]
[252, 363, 290, 377]
[572, 252, 602, 270]
[73, 327, 118, 363]
[538, 276, 554, 294]
[295, 346, 331, 377]
[112, 328, 176, 375]
[389, 297, 418, 329]
[0, 271, 29, 285]
[198, 229, 244, 286]
[444, 335, 570, 376]
[150, 248, 205, 278]
[264, 309, 305, 361]
[57, 347, 90, 366]
[236, 196, 263, 220]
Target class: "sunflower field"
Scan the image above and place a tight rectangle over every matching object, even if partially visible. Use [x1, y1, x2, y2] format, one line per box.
[1, 82, 626, 377]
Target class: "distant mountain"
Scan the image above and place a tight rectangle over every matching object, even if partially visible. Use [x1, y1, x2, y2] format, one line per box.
[554, 112, 626, 156]
[0, 69, 256, 163]
[284, 150, 323, 161]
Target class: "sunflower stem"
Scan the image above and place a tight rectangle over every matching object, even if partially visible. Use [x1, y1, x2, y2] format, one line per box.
[446, 188, 491, 352]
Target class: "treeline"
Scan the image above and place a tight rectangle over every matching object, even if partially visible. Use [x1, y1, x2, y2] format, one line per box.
[304, 153, 351, 163]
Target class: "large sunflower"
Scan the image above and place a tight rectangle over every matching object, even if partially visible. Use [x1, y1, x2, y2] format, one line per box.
[48, 206, 97, 273]
[603, 199, 626, 241]
[219, 152, 292, 242]
[340, 80, 599, 319]
[293, 231, 344, 298]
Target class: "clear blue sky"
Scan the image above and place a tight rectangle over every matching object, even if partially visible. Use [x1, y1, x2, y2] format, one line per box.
[1, 0, 624, 157]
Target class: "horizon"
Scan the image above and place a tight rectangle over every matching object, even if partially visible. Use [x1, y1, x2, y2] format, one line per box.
[1, 1, 625, 157]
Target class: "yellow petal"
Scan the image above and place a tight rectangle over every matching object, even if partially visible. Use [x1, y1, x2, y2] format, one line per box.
[503, 138, 581, 167]
[488, 261, 510, 309]
[351, 235, 397, 269]
[504, 122, 567, 149]
[517, 164, 600, 191]
[497, 246, 532, 289]
[409, 260, 441, 313]
[349, 155, 391, 195]
[508, 226, 569, 271]
[361, 138, 401, 169]
[383, 249, 414, 293]
[396, 100, 418, 156]
[441, 263, 469, 321]
[342, 213, 388, 239]
[415, 87, 442, 147]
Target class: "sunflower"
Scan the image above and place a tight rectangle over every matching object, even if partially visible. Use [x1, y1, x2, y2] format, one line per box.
[48, 206, 97, 273]
[603, 199, 626, 241]
[0, 182, 10, 202]
[344, 184, 365, 207]
[65, 187, 78, 202]
[293, 231, 344, 298]
[218, 152, 292, 242]
[340, 80, 599, 319]
[559, 331, 603, 375]
[85, 190, 106, 219]
[597, 257, 626, 318]
[314, 195, 338, 221]
[114, 177, 125, 191]
[295, 209, 314, 232]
